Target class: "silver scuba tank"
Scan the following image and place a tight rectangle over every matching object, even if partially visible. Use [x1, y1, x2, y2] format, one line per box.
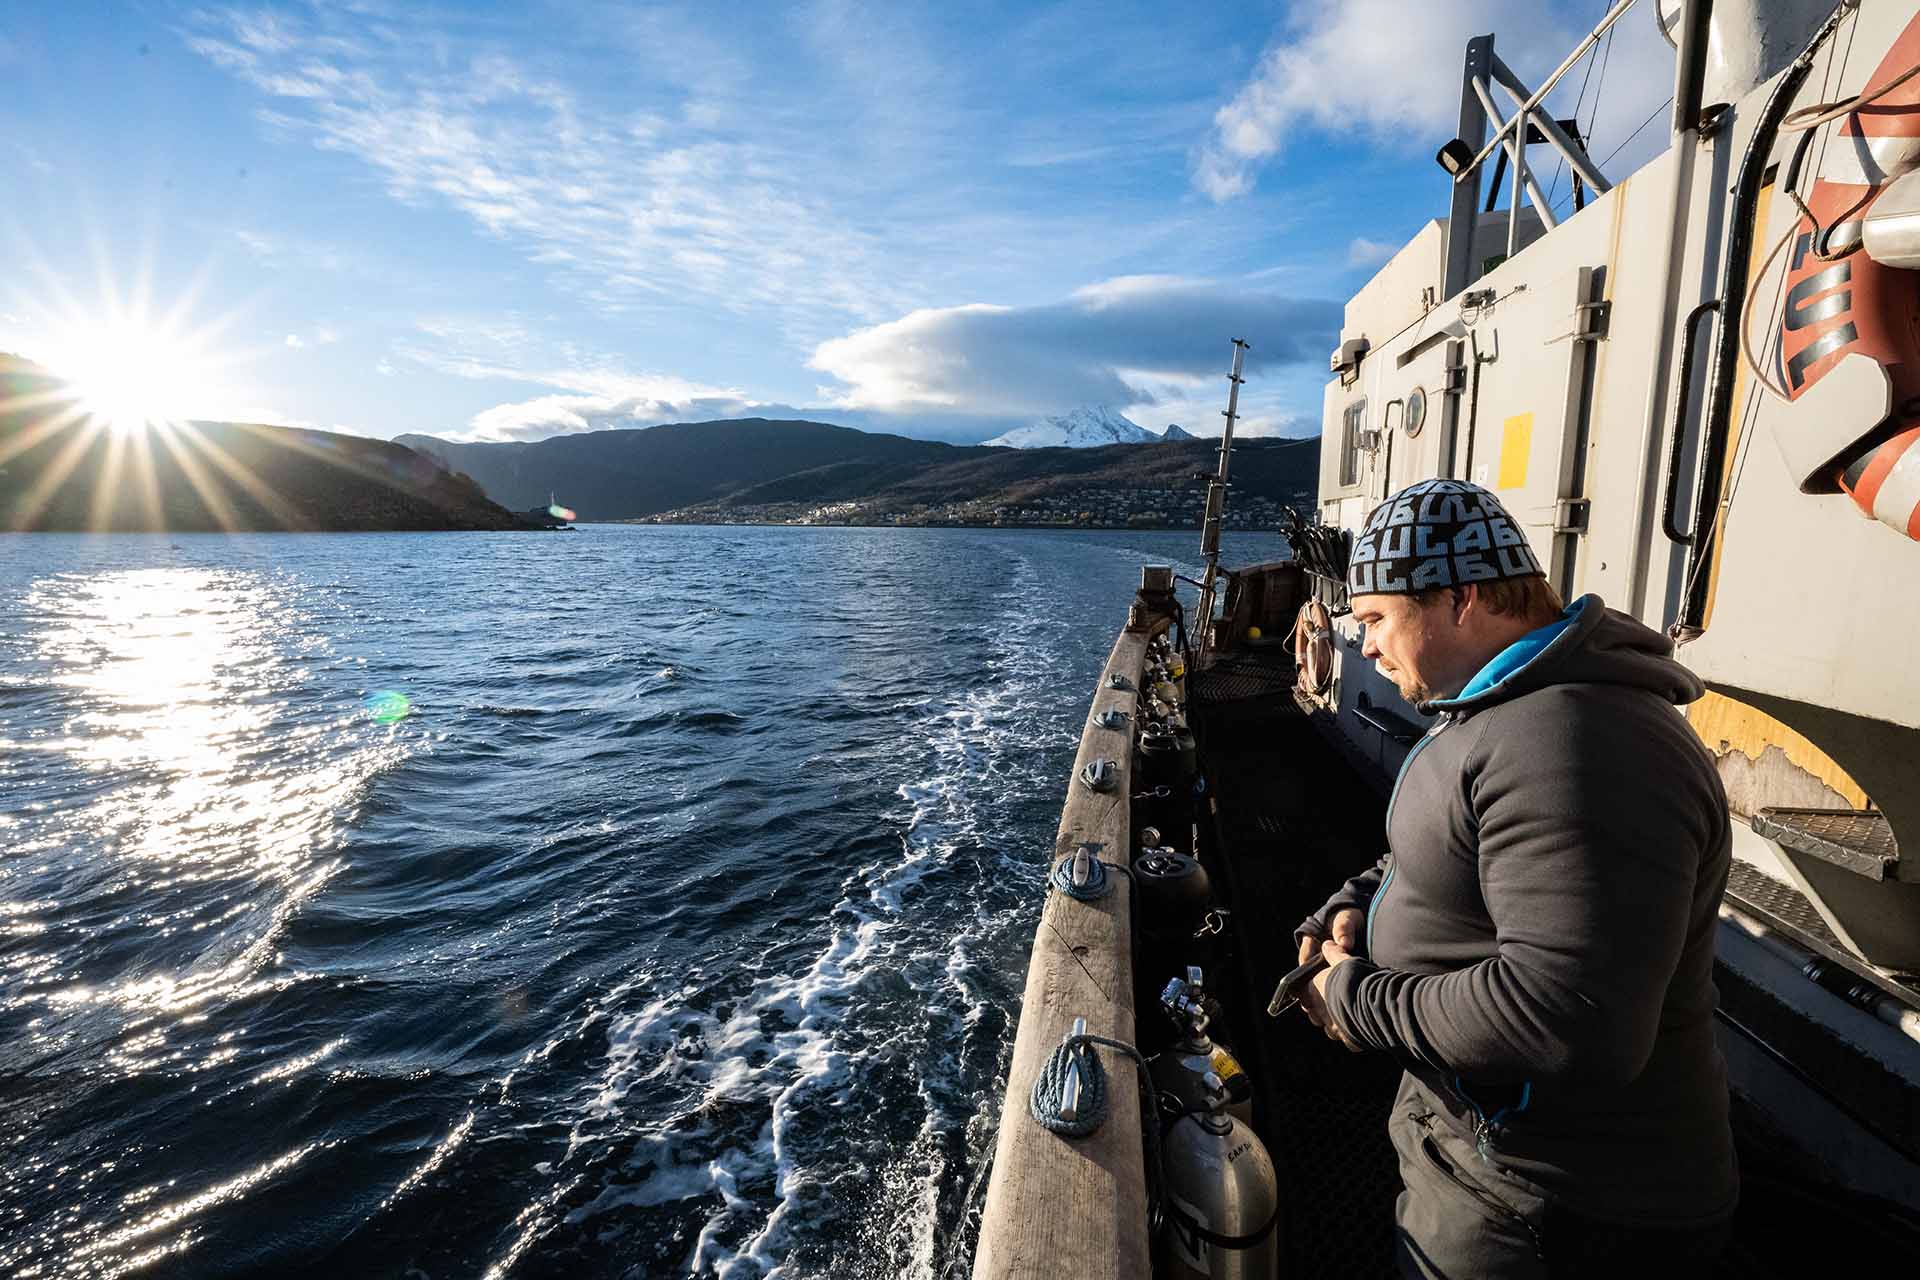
[1149, 967, 1253, 1129]
[1156, 1072, 1280, 1280]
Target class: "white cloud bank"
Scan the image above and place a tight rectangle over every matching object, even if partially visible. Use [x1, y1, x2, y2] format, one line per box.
[426, 274, 1339, 443]
[1195, 1, 1675, 202]
[809, 274, 1338, 417]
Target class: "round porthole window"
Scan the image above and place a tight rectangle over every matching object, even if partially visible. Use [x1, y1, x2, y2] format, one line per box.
[1404, 386, 1427, 438]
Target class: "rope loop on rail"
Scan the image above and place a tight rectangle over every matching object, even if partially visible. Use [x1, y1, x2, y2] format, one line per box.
[1029, 1031, 1154, 1137]
[1027, 1029, 1168, 1224]
[1048, 848, 1111, 901]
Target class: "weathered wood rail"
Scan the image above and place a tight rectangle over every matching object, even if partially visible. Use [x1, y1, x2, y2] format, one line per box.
[973, 612, 1154, 1278]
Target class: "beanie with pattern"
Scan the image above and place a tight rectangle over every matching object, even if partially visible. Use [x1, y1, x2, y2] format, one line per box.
[1346, 478, 1543, 596]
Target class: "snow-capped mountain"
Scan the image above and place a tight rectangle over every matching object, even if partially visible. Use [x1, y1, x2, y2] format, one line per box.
[983, 405, 1167, 448]
[1161, 423, 1197, 442]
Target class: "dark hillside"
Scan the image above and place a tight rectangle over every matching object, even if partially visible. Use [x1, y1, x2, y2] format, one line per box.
[397, 421, 1320, 521]
[850, 436, 1320, 514]
[396, 419, 970, 516]
[1, 355, 534, 532]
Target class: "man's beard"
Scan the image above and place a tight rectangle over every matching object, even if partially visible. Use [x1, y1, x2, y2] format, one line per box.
[1389, 669, 1431, 705]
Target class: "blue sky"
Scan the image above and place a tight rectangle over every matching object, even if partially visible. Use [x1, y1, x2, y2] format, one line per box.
[0, 1, 1673, 444]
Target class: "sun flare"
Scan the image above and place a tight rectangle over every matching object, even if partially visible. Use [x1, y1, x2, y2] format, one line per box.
[50, 320, 226, 433]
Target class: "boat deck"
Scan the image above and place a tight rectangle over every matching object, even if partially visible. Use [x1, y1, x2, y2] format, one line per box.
[1189, 660, 1403, 1277]
[1185, 647, 1920, 1276]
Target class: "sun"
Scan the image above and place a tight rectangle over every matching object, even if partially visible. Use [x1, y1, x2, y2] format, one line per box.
[51, 319, 226, 434]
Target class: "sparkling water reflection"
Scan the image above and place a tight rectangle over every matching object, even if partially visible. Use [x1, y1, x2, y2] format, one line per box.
[0, 527, 1286, 1277]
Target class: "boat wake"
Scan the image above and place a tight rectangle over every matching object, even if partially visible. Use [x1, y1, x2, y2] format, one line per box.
[502, 554, 1077, 1277]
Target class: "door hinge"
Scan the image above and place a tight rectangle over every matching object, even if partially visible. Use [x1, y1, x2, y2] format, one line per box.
[1554, 498, 1591, 534]
[1547, 299, 1611, 345]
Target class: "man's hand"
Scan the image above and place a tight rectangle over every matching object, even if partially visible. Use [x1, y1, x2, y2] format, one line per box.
[1300, 938, 1362, 1051]
[1296, 906, 1363, 966]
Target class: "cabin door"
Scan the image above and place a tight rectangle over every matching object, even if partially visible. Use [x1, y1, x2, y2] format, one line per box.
[1458, 266, 1602, 598]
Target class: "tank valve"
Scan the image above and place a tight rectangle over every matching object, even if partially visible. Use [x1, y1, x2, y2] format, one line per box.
[1161, 968, 1211, 1036]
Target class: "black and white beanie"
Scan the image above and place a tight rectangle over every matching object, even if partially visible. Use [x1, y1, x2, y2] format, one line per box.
[1347, 478, 1543, 596]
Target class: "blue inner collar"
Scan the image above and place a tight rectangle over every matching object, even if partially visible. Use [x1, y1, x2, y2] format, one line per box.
[1451, 598, 1584, 701]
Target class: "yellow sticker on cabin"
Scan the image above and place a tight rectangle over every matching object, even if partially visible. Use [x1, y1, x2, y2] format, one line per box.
[1498, 413, 1533, 489]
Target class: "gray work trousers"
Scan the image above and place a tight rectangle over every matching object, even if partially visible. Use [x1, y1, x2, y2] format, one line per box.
[1388, 1076, 1730, 1279]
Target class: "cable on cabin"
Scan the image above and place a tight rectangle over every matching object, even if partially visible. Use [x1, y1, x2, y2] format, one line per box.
[1543, 1, 1609, 211]
[1740, 11, 1920, 404]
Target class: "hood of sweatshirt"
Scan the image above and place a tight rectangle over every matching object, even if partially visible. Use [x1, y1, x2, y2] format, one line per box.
[1422, 594, 1704, 715]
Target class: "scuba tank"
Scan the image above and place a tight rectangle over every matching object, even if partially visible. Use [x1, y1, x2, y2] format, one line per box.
[1135, 721, 1195, 854]
[1133, 786, 1190, 855]
[1132, 846, 1212, 1040]
[1168, 713, 1199, 785]
[1156, 1071, 1280, 1280]
[1138, 720, 1182, 789]
[1133, 847, 1210, 949]
[1149, 967, 1253, 1130]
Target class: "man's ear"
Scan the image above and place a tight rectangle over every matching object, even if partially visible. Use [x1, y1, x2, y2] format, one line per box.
[1449, 583, 1475, 626]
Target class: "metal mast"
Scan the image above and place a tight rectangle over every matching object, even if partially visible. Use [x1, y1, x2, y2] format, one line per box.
[1195, 338, 1248, 654]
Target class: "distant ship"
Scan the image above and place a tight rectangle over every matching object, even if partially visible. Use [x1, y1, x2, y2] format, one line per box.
[974, 3, 1920, 1275]
[525, 493, 577, 529]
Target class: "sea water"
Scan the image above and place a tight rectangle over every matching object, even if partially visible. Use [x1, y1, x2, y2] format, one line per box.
[0, 525, 1288, 1278]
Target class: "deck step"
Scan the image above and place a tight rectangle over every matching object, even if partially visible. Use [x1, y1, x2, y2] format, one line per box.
[1751, 807, 1898, 881]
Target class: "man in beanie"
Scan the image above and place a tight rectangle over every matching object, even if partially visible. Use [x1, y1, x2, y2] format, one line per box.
[1294, 478, 1737, 1277]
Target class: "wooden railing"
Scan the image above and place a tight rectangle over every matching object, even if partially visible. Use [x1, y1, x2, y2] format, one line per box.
[973, 619, 1151, 1277]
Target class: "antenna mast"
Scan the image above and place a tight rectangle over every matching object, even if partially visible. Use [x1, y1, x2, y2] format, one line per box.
[1195, 338, 1248, 655]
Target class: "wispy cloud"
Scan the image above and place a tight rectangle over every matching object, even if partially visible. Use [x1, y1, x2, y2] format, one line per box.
[231, 227, 372, 277]
[1348, 236, 1397, 268]
[187, 5, 932, 337]
[388, 316, 754, 442]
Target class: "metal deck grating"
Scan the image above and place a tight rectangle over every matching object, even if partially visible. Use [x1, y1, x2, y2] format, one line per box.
[1724, 859, 1848, 951]
[1189, 650, 1298, 706]
[1723, 859, 1920, 1005]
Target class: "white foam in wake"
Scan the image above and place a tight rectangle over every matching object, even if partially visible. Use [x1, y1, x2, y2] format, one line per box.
[553, 553, 1074, 1278]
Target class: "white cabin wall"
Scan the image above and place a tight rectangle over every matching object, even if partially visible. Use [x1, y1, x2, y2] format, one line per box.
[1320, 154, 1686, 623]
[1341, 220, 1445, 350]
[1698, 0, 1846, 105]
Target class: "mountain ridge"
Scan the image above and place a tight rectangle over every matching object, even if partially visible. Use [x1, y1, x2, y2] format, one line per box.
[397, 418, 1319, 523]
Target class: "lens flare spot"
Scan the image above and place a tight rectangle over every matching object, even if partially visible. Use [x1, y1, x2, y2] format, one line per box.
[548, 503, 577, 522]
[365, 691, 411, 724]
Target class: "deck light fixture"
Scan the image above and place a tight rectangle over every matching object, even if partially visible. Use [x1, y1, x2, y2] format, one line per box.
[1436, 138, 1476, 177]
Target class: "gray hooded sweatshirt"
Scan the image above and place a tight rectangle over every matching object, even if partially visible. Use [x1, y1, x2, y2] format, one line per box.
[1298, 595, 1738, 1225]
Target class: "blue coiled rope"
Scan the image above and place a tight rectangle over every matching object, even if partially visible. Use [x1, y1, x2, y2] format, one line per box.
[1048, 850, 1110, 901]
[1028, 1030, 1167, 1219]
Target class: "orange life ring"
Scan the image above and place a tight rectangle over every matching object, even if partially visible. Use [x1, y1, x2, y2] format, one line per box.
[1775, 11, 1920, 540]
[1294, 600, 1334, 695]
